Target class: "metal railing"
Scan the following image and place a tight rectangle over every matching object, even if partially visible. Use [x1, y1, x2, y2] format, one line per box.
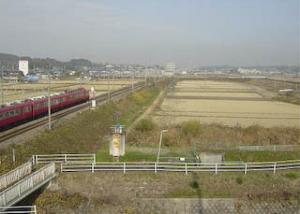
[61, 160, 300, 174]
[0, 161, 32, 191]
[0, 206, 37, 213]
[32, 153, 96, 165]
[238, 145, 300, 151]
[0, 162, 56, 209]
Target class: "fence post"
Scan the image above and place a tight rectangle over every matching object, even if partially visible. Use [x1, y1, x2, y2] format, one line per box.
[32, 155, 35, 165]
[60, 163, 63, 173]
[2, 193, 6, 206]
[64, 154, 67, 163]
[155, 162, 157, 174]
[30, 174, 34, 188]
[18, 183, 21, 196]
[185, 163, 188, 175]
[244, 163, 247, 175]
[42, 169, 45, 180]
[215, 163, 218, 174]
[92, 162, 95, 173]
[33, 205, 37, 214]
[4, 173, 7, 188]
[123, 162, 126, 174]
[273, 162, 277, 174]
[93, 154, 96, 164]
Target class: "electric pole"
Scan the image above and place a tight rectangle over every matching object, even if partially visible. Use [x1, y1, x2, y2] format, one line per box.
[0, 64, 4, 105]
[47, 68, 52, 130]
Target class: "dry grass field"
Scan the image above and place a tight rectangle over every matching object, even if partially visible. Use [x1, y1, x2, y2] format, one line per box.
[153, 80, 300, 128]
[1, 79, 138, 103]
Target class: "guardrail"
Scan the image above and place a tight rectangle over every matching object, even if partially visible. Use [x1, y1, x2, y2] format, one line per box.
[61, 160, 300, 174]
[0, 206, 37, 213]
[32, 154, 96, 165]
[0, 161, 32, 191]
[0, 162, 56, 209]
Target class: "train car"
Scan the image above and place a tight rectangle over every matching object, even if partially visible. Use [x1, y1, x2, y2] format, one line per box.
[31, 87, 89, 118]
[63, 88, 89, 108]
[0, 101, 33, 129]
[0, 88, 89, 130]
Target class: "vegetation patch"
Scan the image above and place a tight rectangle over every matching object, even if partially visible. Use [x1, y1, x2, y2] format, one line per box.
[135, 119, 156, 132]
[285, 172, 299, 180]
[0, 83, 165, 172]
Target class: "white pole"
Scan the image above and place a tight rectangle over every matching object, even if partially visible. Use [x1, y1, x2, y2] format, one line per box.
[12, 148, 15, 164]
[47, 70, 51, 130]
[156, 130, 168, 163]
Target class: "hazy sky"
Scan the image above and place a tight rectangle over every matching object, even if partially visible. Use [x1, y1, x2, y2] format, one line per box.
[0, 0, 299, 67]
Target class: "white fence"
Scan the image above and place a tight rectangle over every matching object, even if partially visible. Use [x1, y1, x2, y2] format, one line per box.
[238, 145, 300, 152]
[61, 160, 300, 174]
[0, 206, 37, 213]
[0, 161, 32, 191]
[0, 162, 56, 209]
[32, 154, 96, 164]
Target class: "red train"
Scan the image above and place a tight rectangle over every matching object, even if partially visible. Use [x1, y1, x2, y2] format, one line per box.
[0, 88, 89, 130]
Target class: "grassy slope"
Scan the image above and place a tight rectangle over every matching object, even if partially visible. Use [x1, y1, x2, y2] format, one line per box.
[0, 84, 162, 172]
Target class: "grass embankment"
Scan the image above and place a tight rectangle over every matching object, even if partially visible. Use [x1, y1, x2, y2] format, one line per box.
[119, 119, 300, 162]
[0, 82, 164, 172]
[35, 170, 300, 213]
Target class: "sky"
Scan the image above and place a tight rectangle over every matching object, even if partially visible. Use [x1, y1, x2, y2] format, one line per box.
[0, 0, 299, 67]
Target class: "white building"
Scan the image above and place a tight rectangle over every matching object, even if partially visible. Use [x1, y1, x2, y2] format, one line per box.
[165, 62, 176, 73]
[237, 68, 262, 75]
[19, 60, 29, 76]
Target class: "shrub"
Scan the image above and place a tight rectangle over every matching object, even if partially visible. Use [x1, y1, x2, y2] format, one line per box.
[189, 181, 199, 189]
[236, 176, 243, 185]
[135, 119, 155, 132]
[181, 120, 202, 137]
[285, 172, 299, 180]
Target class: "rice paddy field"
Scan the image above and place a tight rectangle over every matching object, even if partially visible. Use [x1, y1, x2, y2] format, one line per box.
[153, 80, 300, 128]
[1, 79, 138, 103]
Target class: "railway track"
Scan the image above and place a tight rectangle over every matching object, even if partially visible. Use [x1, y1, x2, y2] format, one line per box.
[0, 82, 146, 143]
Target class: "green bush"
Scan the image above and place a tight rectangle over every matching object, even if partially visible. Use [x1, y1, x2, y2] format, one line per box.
[135, 119, 155, 132]
[236, 176, 243, 185]
[285, 172, 299, 180]
[189, 181, 199, 189]
[181, 120, 202, 137]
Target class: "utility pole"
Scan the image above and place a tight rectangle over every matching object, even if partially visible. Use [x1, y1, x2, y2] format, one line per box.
[107, 72, 111, 101]
[0, 64, 4, 105]
[131, 71, 135, 92]
[47, 68, 52, 130]
[156, 130, 168, 163]
[144, 69, 147, 87]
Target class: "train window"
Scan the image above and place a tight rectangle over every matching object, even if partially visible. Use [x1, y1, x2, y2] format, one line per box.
[15, 109, 20, 115]
[0, 113, 3, 119]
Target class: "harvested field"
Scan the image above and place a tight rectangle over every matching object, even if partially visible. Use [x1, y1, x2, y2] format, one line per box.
[153, 80, 300, 127]
[170, 92, 262, 98]
[1, 79, 139, 103]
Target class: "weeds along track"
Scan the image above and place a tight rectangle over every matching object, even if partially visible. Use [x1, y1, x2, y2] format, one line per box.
[0, 82, 145, 143]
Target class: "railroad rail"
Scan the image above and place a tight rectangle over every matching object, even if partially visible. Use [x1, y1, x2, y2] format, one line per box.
[61, 160, 300, 174]
[0, 81, 146, 143]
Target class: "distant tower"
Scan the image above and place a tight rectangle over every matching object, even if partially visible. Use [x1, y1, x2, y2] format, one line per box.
[165, 62, 176, 73]
[19, 60, 29, 76]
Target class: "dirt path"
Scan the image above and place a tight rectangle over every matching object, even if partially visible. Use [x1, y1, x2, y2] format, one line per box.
[127, 88, 167, 134]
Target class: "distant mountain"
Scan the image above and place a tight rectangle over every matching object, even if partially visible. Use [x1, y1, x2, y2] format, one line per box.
[0, 53, 19, 61]
[0, 53, 93, 71]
